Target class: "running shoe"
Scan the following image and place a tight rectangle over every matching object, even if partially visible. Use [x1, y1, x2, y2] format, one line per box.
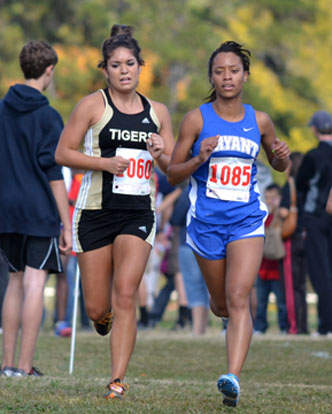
[104, 378, 129, 399]
[93, 309, 113, 336]
[54, 321, 72, 337]
[0, 366, 17, 377]
[217, 373, 240, 407]
[12, 367, 44, 377]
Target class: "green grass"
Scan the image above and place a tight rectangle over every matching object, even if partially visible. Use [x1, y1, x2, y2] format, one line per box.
[1, 326, 332, 413]
[1, 281, 329, 413]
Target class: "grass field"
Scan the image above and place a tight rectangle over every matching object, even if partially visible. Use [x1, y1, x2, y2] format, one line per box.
[1, 278, 330, 413]
[1, 320, 332, 414]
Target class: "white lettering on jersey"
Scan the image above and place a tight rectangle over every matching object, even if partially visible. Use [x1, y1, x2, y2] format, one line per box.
[109, 128, 152, 143]
[215, 136, 259, 157]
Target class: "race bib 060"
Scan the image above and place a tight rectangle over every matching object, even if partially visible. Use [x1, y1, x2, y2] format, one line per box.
[113, 148, 153, 196]
[206, 157, 253, 202]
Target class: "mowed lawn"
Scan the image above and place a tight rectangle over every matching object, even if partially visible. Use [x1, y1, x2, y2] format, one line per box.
[1, 327, 331, 414]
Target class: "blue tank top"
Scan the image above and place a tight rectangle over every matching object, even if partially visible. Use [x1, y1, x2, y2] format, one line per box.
[189, 103, 267, 224]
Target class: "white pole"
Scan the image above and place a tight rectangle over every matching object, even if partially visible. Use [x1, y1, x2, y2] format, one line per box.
[69, 262, 80, 374]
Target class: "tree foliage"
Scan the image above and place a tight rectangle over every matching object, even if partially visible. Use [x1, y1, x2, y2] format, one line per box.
[0, 0, 330, 153]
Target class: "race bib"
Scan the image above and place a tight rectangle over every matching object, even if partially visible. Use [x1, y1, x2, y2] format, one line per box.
[112, 148, 153, 195]
[206, 157, 253, 202]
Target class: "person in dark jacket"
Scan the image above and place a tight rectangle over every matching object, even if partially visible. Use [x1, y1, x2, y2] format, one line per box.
[0, 40, 72, 377]
[296, 110, 332, 336]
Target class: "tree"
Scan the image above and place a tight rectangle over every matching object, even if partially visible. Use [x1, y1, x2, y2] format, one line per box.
[0, 0, 328, 153]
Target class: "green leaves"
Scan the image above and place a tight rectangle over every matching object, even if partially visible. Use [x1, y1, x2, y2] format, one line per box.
[0, 0, 329, 151]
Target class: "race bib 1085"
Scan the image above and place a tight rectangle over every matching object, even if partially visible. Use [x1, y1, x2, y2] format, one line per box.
[206, 157, 253, 202]
[113, 147, 153, 196]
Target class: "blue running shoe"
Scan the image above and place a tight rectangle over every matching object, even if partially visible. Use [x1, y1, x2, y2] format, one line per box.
[217, 373, 240, 407]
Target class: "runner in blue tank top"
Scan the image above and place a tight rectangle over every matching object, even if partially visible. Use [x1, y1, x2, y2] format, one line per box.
[168, 41, 290, 407]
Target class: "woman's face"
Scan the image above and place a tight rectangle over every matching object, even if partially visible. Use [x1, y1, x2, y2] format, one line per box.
[210, 52, 248, 99]
[103, 47, 141, 92]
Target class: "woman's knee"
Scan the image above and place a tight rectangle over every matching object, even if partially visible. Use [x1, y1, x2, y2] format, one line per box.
[112, 290, 137, 313]
[210, 298, 229, 318]
[85, 301, 109, 322]
[226, 290, 250, 313]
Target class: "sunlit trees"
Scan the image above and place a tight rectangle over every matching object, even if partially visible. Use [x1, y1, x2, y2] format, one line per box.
[0, 0, 330, 153]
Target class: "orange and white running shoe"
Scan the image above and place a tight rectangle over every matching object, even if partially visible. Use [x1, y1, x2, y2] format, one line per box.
[104, 378, 129, 399]
[93, 309, 113, 336]
[104, 378, 129, 400]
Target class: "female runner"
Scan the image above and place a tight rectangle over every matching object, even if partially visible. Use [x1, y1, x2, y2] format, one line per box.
[167, 41, 290, 407]
[55, 24, 174, 399]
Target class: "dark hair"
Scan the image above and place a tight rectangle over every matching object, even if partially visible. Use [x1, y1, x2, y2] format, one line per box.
[19, 40, 58, 80]
[98, 24, 145, 68]
[206, 40, 251, 102]
[265, 183, 282, 195]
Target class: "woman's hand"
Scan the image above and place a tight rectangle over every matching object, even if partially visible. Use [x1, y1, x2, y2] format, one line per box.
[104, 156, 130, 175]
[198, 135, 219, 164]
[147, 133, 165, 160]
[271, 138, 290, 160]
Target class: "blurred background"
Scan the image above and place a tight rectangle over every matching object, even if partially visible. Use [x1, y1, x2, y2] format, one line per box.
[1, 0, 331, 166]
[1, 0, 330, 337]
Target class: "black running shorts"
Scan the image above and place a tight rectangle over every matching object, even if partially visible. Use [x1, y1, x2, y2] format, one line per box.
[72, 208, 156, 253]
[0, 233, 62, 273]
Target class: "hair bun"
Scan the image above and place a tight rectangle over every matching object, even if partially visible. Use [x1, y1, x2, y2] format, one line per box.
[110, 24, 134, 38]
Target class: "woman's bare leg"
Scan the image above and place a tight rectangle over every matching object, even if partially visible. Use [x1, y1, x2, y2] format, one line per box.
[110, 235, 151, 381]
[78, 245, 113, 322]
[224, 237, 264, 377]
[195, 236, 264, 377]
[194, 254, 227, 317]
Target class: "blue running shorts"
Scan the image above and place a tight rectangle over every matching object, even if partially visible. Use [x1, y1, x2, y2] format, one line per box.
[186, 210, 266, 260]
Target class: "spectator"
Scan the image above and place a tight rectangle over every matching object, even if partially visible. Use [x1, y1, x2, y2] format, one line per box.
[0, 252, 9, 334]
[326, 187, 332, 215]
[256, 159, 273, 201]
[0, 40, 71, 377]
[53, 257, 72, 337]
[296, 110, 332, 337]
[249, 160, 273, 324]
[64, 171, 91, 332]
[280, 152, 308, 334]
[137, 170, 162, 328]
[147, 170, 191, 330]
[254, 184, 288, 334]
[53, 166, 74, 337]
[171, 184, 210, 335]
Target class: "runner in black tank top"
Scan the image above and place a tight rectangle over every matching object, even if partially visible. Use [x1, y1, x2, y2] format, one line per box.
[55, 24, 174, 399]
[100, 88, 159, 210]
